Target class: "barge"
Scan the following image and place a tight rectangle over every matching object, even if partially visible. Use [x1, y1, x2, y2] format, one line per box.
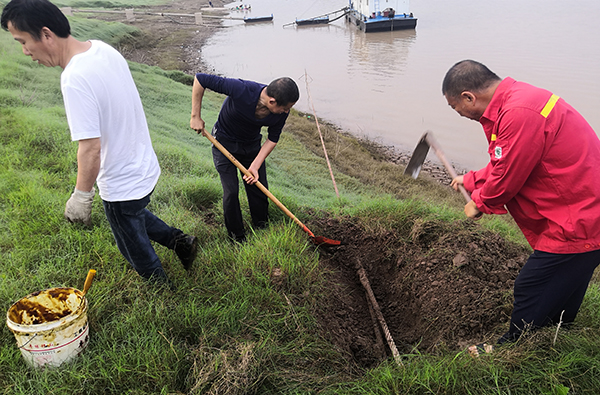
[346, 0, 417, 32]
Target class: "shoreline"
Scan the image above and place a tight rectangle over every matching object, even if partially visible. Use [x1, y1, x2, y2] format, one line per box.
[90, 0, 227, 74]
[295, 114, 467, 187]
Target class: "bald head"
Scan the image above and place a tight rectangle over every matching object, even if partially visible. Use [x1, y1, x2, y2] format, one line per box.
[442, 60, 501, 100]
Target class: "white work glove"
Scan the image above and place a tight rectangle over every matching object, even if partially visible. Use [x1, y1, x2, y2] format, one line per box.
[64, 187, 95, 227]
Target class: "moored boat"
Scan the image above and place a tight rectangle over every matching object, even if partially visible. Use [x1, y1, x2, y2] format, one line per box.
[296, 16, 330, 26]
[244, 14, 273, 23]
[346, 0, 417, 32]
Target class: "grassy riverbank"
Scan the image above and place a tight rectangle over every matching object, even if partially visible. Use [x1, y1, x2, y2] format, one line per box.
[1, 14, 600, 395]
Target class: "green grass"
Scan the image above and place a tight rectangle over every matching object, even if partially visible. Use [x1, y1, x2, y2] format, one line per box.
[1, 16, 599, 395]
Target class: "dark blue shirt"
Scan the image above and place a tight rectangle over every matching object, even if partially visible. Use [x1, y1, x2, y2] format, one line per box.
[195, 74, 289, 143]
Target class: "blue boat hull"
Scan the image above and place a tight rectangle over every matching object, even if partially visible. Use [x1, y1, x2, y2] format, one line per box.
[346, 9, 417, 32]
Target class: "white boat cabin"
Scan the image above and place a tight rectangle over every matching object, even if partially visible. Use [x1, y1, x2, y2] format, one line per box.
[351, 0, 411, 18]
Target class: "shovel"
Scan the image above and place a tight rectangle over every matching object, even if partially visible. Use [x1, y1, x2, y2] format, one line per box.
[404, 131, 472, 202]
[199, 129, 341, 246]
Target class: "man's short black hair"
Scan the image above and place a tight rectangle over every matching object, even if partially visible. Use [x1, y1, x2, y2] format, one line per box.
[442, 60, 501, 99]
[1, 0, 70, 39]
[266, 77, 299, 106]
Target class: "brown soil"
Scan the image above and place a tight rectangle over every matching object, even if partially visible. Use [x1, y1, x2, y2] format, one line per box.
[88, 4, 531, 367]
[309, 216, 529, 367]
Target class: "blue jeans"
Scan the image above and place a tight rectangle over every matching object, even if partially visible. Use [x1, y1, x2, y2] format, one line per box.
[499, 249, 600, 344]
[211, 129, 268, 239]
[102, 192, 182, 280]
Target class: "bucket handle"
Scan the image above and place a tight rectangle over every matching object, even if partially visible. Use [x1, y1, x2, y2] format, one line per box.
[17, 333, 39, 349]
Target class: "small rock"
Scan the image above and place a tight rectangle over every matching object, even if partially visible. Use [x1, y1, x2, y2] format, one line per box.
[453, 252, 468, 267]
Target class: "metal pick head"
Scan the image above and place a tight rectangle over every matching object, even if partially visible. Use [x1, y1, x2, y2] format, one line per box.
[405, 164, 422, 179]
[403, 137, 431, 179]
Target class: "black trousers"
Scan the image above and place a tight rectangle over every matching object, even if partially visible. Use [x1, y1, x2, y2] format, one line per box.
[211, 131, 268, 239]
[102, 191, 181, 280]
[498, 248, 600, 344]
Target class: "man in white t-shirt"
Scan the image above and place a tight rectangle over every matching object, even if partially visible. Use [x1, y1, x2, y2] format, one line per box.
[2, 0, 198, 287]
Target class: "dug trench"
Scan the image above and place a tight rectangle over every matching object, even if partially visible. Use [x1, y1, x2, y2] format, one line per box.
[306, 216, 529, 367]
[83, 0, 530, 368]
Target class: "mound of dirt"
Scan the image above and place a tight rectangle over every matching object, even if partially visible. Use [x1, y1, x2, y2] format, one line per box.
[310, 217, 530, 368]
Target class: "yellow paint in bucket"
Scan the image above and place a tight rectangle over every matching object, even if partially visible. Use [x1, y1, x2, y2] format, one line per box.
[6, 287, 89, 368]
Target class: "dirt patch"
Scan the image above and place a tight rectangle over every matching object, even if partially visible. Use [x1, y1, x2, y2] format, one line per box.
[309, 216, 529, 368]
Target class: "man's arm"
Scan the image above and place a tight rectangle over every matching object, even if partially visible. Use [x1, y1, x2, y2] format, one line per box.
[190, 76, 206, 132]
[64, 138, 100, 226]
[463, 200, 482, 220]
[471, 109, 545, 215]
[244, 139, 277, 184]
[452, 175, 483, 219]
[76, 138, 101, 191]
[450, 175, 464, 192]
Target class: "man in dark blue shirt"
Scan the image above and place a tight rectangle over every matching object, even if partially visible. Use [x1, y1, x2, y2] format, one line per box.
[190, 74, 299, 242]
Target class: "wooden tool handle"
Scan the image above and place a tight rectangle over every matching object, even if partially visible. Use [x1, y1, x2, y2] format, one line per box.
[82, 269, 96, 295]
[355, 259, 403, 366]
[424, 132, 472, 203]
[200, 129, 315, 237]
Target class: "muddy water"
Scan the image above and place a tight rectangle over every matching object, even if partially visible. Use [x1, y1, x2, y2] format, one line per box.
[201, 0, 600, 170]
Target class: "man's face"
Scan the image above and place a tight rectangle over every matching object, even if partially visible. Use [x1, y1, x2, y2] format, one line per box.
[7, 22, 55, 67]
[267, 99, 295, 114]
[445, 93, 482, 121]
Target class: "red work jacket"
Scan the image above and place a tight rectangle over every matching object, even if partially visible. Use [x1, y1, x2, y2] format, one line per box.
[463, 78, 600, 253]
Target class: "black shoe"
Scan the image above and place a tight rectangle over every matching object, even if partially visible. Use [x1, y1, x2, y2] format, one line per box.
[253, 220, 268, 230]
[174, 234, 198, 270]
[229, 233, 247, 244]
[146, 273, 177, 291]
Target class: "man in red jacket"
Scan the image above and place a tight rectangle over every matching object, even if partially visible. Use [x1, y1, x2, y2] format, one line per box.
[444, 60, 600, 354]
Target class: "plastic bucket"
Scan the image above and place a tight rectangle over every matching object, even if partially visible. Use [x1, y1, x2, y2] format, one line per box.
[6, 287, 89, 368]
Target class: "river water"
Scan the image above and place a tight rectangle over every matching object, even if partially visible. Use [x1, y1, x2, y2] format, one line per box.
[202, 0, 600, 170]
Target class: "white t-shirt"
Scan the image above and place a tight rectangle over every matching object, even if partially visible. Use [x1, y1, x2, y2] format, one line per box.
[61, 40, 160, 202]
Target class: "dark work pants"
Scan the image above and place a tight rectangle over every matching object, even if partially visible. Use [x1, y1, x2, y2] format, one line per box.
[211, 131, 268, 239]
[498, 249, 600, 344]
[102, 191, 182, 280]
